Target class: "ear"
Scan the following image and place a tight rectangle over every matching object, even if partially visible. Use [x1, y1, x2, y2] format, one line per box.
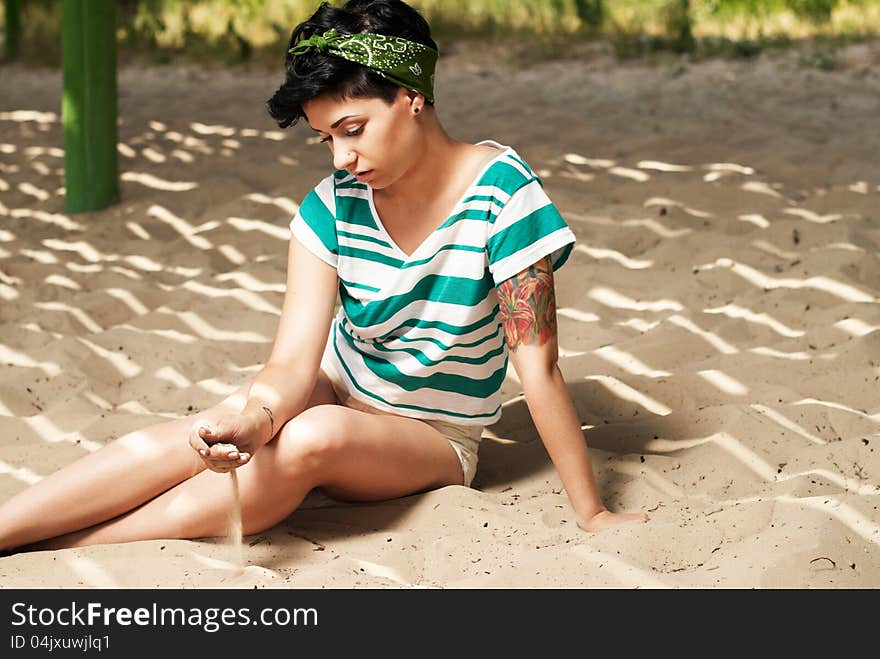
[405, 90, 424, 115]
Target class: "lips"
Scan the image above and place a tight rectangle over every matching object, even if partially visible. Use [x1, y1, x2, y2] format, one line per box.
[355, 170, 373, 181]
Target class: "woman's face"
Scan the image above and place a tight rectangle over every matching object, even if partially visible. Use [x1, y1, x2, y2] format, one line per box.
[302, 88, 421, 189]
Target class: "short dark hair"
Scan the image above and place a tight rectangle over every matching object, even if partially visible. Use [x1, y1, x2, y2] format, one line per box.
[266, 0, 437, 129]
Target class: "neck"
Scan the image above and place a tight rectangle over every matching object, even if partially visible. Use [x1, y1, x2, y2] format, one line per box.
[377, 116, 466, 204]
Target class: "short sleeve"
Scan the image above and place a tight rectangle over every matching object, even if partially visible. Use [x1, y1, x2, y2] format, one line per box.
[289, 174, 339, 269]
[486, 178, 576, 286]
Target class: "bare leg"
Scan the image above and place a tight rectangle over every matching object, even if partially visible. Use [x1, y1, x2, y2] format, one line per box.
[0, 370, 339, 552]
[24, 401, 465, 550]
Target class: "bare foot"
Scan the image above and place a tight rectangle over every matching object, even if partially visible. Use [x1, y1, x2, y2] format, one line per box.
[577, 509, 649, 533]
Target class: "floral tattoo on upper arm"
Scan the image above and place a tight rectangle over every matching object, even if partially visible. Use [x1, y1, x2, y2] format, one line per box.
[497, 256, 557, 351]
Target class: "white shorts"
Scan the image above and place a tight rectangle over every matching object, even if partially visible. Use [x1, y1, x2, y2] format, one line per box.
[320, 355, 482, 488]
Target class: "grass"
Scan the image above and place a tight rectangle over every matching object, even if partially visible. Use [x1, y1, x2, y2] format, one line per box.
[0, 0, 878, 70]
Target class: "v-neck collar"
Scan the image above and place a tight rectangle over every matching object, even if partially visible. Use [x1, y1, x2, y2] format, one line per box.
[366, 140, 510, 261]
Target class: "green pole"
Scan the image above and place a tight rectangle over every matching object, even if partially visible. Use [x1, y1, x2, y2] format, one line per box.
[61, 0, 119, 214]
[4, 0, 21, 60]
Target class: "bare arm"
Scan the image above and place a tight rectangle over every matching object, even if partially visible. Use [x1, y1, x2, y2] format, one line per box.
[193, 235, 339, 468]
[497, 256, 607, 525]
[498, 256, 649, 530]
[243, 235, 339, 444]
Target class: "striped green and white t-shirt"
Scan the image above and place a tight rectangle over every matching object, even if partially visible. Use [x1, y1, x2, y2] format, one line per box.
[290, 140, 576, 426]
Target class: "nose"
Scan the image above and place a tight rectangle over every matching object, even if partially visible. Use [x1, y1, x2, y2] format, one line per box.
[333, 148, 356, 172]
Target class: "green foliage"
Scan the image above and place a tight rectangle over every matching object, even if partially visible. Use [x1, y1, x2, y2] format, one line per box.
[664, 0, 697, 52]
[1, 0, 878, 69]
[574, 0, 604, 27]
[786, 0, 838, 23]
[119, 0, 165, 51]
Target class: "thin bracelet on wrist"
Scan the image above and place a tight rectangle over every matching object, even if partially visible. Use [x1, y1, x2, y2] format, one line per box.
[261, 405, 275, 437]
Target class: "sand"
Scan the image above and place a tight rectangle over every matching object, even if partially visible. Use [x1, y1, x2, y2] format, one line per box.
[1, 40, 879, 588]
[210, 442, 245, 573]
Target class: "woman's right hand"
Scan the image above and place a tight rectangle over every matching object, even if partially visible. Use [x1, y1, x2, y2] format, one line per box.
[188, 414, 260, 473]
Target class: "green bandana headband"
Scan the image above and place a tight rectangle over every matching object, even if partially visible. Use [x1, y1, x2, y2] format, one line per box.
[289, 28, 438, 104]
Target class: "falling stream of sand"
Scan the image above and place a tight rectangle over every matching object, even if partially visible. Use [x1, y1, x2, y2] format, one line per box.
[213, 443, 244, 572]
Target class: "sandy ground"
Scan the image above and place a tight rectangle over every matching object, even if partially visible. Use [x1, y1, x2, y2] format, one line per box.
[1, 40, 879, 588]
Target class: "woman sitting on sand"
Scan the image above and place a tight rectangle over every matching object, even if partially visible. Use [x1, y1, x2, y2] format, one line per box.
[0, 0, 646, 554]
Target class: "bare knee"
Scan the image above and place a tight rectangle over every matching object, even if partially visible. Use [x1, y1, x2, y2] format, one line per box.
[271, 405, 352, 480]
[110, 391, 246, 479]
